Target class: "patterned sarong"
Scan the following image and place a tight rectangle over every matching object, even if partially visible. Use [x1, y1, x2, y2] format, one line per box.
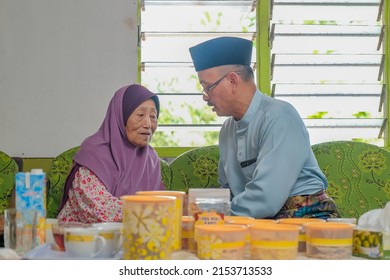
[273, 190, 341, 219]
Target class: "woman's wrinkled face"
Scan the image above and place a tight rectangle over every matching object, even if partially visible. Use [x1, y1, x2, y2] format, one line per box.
[125, 99, 158, 147]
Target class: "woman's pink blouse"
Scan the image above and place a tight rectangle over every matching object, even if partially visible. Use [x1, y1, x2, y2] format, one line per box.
[58, 166, 122, 224]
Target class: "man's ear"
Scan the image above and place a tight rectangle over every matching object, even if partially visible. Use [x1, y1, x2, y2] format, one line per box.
[229, 72, 240, 93]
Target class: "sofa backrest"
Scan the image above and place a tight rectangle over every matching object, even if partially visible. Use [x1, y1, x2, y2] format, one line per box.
[312, 140, 390, 219]
[167, 142, 390, 219]
[46, 146, 80, 218]
[46, 142, 390, 219]
[0, 151, 19, 215]
[169, 145, 220, 192]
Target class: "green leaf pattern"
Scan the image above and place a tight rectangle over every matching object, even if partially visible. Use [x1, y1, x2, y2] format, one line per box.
[312, 141, 390, 218]
[0, 151, 19, 215]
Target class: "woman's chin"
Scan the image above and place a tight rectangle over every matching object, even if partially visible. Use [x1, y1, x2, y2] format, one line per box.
[130, 139, 150, 148]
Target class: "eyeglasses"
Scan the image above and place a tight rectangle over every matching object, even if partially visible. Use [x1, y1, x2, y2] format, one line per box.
[201, 72, 231, 98]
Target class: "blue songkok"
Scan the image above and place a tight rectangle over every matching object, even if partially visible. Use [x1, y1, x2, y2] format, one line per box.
[189, 37, 253, 71]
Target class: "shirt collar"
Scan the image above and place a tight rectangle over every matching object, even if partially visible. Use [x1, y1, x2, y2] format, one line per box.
[235, 89, 262, 129]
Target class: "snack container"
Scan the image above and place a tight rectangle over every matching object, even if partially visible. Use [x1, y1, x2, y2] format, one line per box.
[249, 223, 300, 260]
[181, 216, 196, 252]
[278, 218, 325, 252]
[223, 217, 260, 259]
[121, 195, 175, 260]
[15, 169, 46, 245]
[136, 190, 185, 250]
[352, 227, 390, 259]
[305, 222, 354, 259]
[188, 188, 230, 227]
[195, 224, 247, 260]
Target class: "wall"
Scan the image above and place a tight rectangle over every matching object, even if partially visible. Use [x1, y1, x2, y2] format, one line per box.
[0, 0, 138, 157]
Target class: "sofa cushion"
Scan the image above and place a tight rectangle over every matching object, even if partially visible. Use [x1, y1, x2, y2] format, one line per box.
[169, 145, 219, 192]
[312, 141, 390, 218]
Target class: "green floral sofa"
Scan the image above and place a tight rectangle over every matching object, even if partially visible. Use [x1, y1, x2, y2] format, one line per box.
[165, 141, 390, 218]
[0, 151, 19, 216]
[312, 141, 390, 218]
[167, 145, 219, 192]
[46, 146, 80, 218]
[46, 141, 390, 219]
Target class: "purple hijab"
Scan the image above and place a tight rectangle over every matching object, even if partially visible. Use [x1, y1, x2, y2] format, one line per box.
[59, 84, 164, 210]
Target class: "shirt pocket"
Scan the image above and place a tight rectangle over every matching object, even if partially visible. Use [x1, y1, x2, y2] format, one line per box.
[240, 158, 257, 181]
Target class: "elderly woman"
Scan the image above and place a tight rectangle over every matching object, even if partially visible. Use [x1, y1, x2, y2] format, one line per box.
[58, 84, 164, 224]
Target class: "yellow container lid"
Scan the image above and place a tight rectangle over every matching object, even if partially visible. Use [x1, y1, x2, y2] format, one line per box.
[225, 220, 252, 226]
[278, 218, 325, 225]
[195, 224, 247, 233]
[225, 216, 254, 226]
[251, 219, 278, 224]
[326, 218, 356, 224]
[226, 218, 277, 226]
[250, 223, 301, 232]
[120, 195, 176, 203]
[304, 222, 355, 230]
[225, 216, 254, 221]
[182, 216, 195, 223]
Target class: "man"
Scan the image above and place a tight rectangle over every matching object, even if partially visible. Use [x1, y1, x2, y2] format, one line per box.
[189, 37, 340, 219]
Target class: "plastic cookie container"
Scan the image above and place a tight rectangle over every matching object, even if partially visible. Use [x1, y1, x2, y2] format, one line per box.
[181, 216, 196, 252]
[249, 223, 300, 260]
[278, 218, 325, 252]
[194, 224, 248, 260]
[304, 222, 355, 259]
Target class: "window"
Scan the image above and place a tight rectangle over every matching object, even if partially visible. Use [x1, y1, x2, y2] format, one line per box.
[269, 0, 387, 146]
[140, 0, 389, 147]
[140, 0, 256, 146]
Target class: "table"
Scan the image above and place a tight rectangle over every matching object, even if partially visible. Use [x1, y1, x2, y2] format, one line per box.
[0, 243, 364, 260]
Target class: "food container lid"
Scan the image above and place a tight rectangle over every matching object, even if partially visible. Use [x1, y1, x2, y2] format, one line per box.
[304, 222, 355, 230]
[249, 223, 301, 232]
[225, 216, 254, 221]
[326, 218, 357, 224]
[225, 216, 254, 225]
[278, 218, 326, 225]
[251, 219, 278, 224]
[226, 218, 276, 226]
[195, 224, 247, 233]
[182, 216, 195, 223]
[120, 195, 176, 202]
[225, 220, 252, 226]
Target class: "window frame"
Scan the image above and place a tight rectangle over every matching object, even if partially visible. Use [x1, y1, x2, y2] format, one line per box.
[137, 0, 390, 149]
[257, 0, 389, 148]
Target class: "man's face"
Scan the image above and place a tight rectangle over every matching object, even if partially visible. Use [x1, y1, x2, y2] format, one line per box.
[198, 68, 234, 117]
